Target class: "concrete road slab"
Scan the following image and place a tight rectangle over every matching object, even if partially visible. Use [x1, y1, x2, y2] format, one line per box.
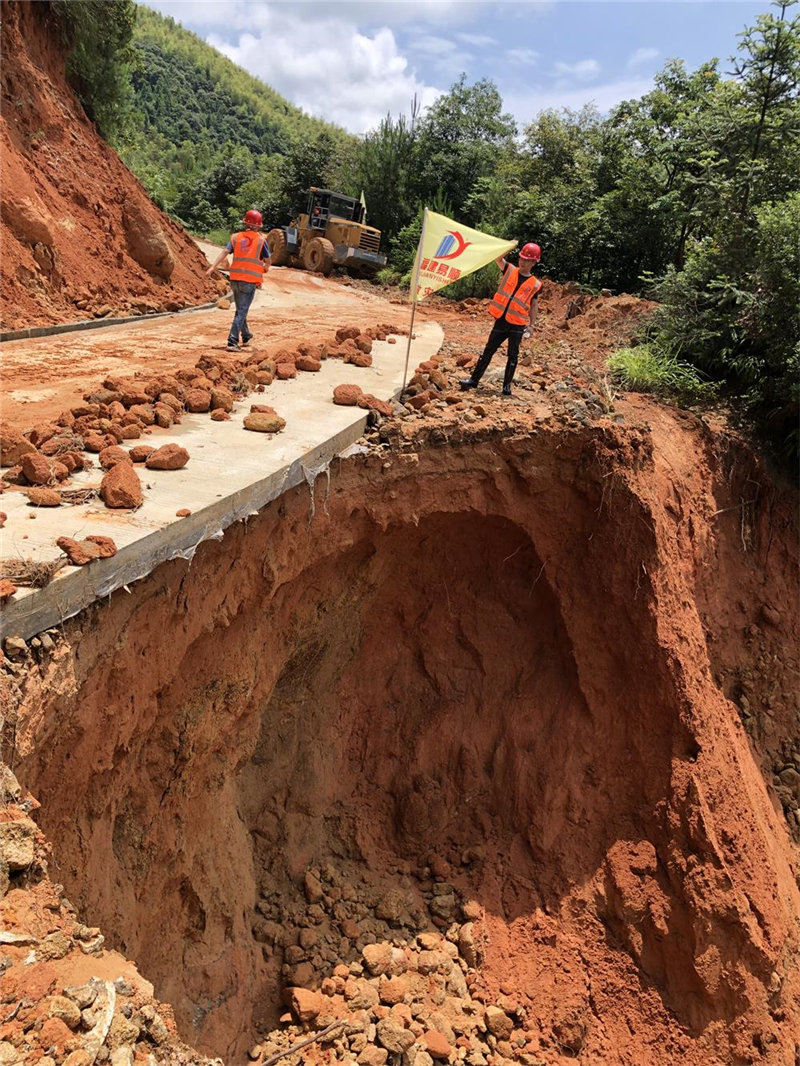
[0, 321, 443, 640]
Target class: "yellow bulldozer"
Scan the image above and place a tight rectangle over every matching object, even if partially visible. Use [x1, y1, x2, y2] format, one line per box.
[266, 188, 387, 277]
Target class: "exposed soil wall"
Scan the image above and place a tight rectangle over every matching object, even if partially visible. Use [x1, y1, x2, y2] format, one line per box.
[0, 1, 219, 330]
[10, 418, 800, 1065]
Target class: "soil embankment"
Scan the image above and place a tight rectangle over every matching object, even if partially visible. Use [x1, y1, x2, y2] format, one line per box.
[0, 0, 219, 330]
[4, 401, 799, 1065]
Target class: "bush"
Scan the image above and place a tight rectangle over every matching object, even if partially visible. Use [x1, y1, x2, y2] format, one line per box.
[607, 344, 716, 402]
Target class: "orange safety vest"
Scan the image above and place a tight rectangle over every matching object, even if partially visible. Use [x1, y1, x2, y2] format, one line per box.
[229, 231, 268, 286]
[488, 266, 542, 326]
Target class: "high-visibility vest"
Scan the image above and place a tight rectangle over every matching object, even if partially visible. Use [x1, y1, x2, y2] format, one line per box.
[229, 231, 268, 286]
[488, 266, 542, 325]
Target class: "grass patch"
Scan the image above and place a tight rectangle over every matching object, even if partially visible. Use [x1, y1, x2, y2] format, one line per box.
[607, 344, 716, 403]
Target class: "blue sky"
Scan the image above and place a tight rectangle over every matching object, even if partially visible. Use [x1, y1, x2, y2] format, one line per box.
[143, 1, 769, 134]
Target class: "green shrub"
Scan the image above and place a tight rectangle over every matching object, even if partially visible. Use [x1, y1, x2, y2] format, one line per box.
[607, 344, 716, 402]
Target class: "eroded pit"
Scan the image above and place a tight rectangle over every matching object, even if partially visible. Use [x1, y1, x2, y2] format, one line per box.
[11, 426, 800, 1065]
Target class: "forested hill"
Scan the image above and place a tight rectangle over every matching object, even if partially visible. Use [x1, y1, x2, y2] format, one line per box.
[132, 6, 344, 154]
[120, 5, 354, 228]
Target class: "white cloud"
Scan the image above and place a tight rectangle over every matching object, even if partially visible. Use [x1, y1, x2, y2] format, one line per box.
[553, 58, 601, 81]
[505, 48, 539, 66]
[206, 12, 442, 135]
[506, 76, 655, 128]
[456, 31, 497, 48]
[406, 32, 474, 78]
[627, 46, 659, 68]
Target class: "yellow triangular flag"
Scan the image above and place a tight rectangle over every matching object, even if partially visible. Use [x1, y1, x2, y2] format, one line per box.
[410, 209, 516, 303]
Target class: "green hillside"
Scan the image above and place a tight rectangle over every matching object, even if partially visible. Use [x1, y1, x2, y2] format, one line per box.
[119, 5, 355, 230]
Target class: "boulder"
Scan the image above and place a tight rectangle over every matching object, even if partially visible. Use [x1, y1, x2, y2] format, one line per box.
[333, 384, 363, 406]
[0, 815, 36, 870]
[56, 537, 104, 566]
[0, 427, 36, 467]
[129, 445, 155, 463]
[296, 355, 322, 373]
[26, 487, 61, 507]
[276, 364, 297, 380]
[289, 987, 323, 1024]
[21, 453, 56, 486]
[0, 579, 17, 602]
[122, 200, 175, 279]
[184, 388, 211, 413]
[244, 412, 286, 434]
[100, 463, 143, 509]
[145, 444, 190, 470]
[99, 445, 132, 470]
[210, 386, 235, 412]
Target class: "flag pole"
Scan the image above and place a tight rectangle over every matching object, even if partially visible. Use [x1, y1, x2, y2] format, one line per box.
[401, 208, 428, 394]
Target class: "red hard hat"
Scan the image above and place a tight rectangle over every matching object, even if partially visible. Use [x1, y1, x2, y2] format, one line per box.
[519, 242, 541, 261]
[243, 209, 263, 228]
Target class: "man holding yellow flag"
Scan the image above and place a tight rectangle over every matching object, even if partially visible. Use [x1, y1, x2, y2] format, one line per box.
[460, 242, 542, 396]
[406, 210, 540, 397]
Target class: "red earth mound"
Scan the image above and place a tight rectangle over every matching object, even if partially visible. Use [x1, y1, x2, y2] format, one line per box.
[0, 0, 219, 331]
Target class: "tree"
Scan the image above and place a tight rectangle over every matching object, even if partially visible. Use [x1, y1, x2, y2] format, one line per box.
[50, 0, 139, 141]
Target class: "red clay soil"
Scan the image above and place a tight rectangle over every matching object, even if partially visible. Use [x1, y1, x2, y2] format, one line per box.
[0, 0, 219, 331]
[6, 403, 799, 1065]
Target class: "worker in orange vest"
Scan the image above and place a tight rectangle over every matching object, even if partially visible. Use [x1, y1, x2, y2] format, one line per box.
[207, 209, 270, 351]
[460, 242, 542, 396]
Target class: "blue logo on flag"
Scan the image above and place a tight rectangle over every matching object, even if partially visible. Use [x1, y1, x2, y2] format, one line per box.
[434, 234, 457, 258]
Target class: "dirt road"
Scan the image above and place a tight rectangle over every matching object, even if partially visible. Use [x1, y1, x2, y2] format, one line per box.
[1, 262, 414, 428]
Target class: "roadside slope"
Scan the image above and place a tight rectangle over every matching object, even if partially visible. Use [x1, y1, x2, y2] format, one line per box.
[0, 0, 219, 331]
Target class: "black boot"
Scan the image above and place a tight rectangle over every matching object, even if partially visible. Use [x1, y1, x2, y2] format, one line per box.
[502, 383, 512, 396]
[460, 377, 478, 390]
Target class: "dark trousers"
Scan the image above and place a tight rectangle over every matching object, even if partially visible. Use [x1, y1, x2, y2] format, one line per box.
[228, 280, 257, 345]
[472, 319, 525, 388]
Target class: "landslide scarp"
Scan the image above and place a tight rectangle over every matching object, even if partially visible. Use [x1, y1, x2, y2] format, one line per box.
[4, 416, 798, 1065]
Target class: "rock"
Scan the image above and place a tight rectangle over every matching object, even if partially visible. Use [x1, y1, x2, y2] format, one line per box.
[99, 445, 133, 470]
[0, 427, 36, 467]
[484, 1007, 514, 1040]
[289, 987, 323, 1023]
[335, 326, 360, 343]
[244, 413, 286, 433]
[358, 1047, 388, 1066]
[25, 487, 61, 507]
[2, 190, 55, 246]
[296, 355, 322, 372]
[122, 200, 174, 278]
[21, 452, 55, 486]
[3, 636, 26, 659]
[210, 386, 235, 412]
[129, 403, 155, 426]
[333, 384, 363, 406]
[48, 995, 82, 1029]
[346, 978, 380, 1011]
[145, 443, 190, 470]
[379, 977, 408, 1005]
[458, 924, 480, 968]
[85, 535, 117, 558]
[345, 351, 373, 368]
[128, 445, 155, 463]
[210, 409, 231, 421]
[0, 815, 36, 870]
[217, 298, 231, 309]
[176, 508, 191, 518]
[761, 604, 782, 627]
[0, 512, 5, 528]
[422, 1031, 452, 1059]
[359, 394, 393, 416]
[56, 537, 103, 566]
[184, 388, 211, 413]
[82, 432, 106, 453]
[100, 462, 143, 508]
[0, 579, 17, 602]
[276, 363, 297, 380]
[376, 1018, 415, 1054]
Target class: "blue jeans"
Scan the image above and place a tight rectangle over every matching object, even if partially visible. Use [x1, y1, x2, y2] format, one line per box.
[228, 280, 257, 345]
